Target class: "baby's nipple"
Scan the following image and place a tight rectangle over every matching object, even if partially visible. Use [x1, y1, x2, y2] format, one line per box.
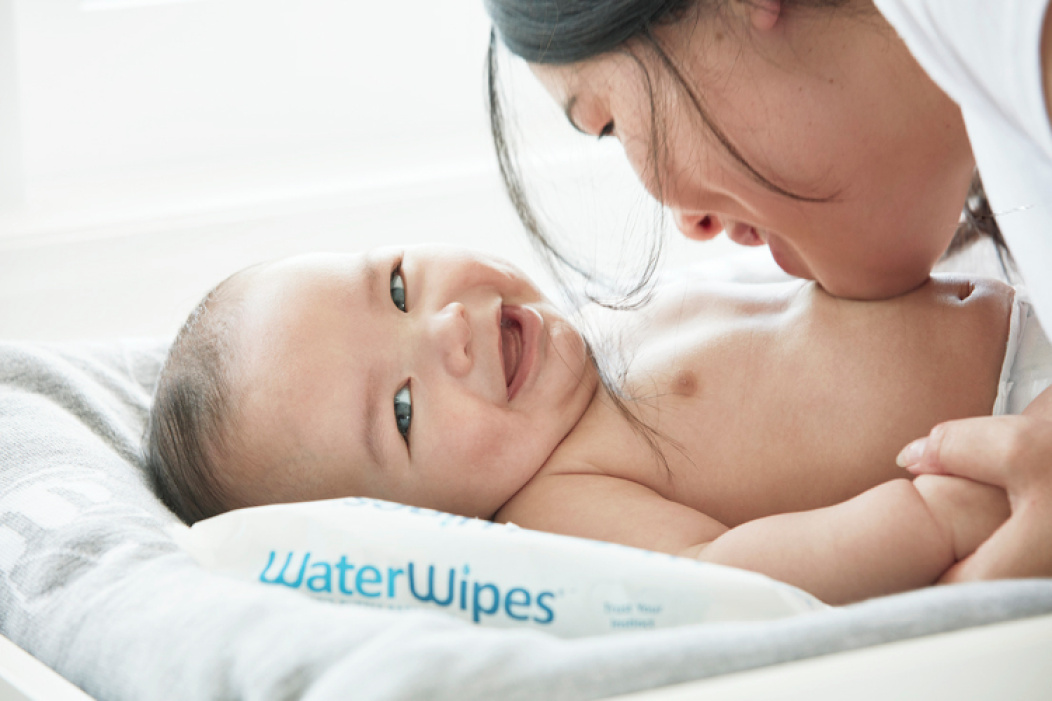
[672, 370, 697, 398]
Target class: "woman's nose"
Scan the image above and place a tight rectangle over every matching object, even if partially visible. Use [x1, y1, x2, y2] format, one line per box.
[674, 210, 724, 241]
[428, 302, 472, 377]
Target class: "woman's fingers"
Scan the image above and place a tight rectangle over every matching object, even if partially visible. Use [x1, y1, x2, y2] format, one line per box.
[897, 415, 1046, 483]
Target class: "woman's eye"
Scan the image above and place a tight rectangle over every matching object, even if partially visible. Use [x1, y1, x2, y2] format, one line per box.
[390, 267, 407, 312]
[598, 121, 614, 139]
[394, 384, 412, 444]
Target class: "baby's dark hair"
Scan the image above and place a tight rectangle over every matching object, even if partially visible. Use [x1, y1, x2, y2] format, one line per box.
[144, 269, 255, 525]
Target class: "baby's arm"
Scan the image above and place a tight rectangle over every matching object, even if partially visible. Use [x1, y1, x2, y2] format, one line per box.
[910, 475, 1010, 564]
[694, 477, 1008, 605]
[500, 471, 1007, 605]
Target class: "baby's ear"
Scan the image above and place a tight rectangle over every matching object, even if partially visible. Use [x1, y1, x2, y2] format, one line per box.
[745, 0, 781, 32]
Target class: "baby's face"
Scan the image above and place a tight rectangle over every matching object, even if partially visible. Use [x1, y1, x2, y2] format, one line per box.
[229, 245, 598, 518]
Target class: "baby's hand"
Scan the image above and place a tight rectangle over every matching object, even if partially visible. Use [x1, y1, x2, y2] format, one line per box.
[911, 474, 1009, 563]
[898, 406, 1052, 581]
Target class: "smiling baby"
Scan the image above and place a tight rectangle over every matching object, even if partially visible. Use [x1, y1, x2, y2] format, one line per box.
[147, 244, 1032, 604]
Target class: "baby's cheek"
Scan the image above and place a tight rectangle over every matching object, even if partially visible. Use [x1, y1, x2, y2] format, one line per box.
[436, 401, 511, 463]
[550, 325, 597, 395]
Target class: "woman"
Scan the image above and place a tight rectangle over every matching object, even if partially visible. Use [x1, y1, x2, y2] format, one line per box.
[482, 0, 1052, 580]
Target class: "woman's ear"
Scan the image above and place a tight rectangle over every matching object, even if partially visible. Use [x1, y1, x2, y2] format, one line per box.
[745, 0, 782, 32]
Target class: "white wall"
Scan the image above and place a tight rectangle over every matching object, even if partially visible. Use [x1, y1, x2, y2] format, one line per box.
[0, 0, 741, 341]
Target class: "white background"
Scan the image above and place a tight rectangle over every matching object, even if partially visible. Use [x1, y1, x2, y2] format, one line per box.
[0, 0, 744, 341]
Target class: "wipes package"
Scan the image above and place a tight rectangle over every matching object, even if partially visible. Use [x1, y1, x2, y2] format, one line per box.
[174, 498, 827, 638]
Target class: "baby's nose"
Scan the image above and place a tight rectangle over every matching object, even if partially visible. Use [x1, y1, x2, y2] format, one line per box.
[430, 302, 472, 377]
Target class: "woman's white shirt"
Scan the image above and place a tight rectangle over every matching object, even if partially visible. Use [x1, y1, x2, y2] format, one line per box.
[875, 0, 1052, 325]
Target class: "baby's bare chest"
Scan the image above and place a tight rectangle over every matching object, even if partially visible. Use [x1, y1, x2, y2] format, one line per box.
[610, 326, 879, 525]
[575, 280, 1008, 526]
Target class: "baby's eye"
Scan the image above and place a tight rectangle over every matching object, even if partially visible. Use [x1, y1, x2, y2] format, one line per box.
[394, 384, 412, 444]
[390, 266, 407, 312]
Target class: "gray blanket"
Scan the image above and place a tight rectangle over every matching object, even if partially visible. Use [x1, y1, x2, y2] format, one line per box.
[2, 338, 1052, 701]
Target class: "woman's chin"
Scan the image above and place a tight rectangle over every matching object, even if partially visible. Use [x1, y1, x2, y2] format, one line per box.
[767, 235, 811, 281]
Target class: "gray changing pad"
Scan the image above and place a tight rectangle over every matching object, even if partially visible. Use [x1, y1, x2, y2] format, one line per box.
[2, 339, 1052, 701]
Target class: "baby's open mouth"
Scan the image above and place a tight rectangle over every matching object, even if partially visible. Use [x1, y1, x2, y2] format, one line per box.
[500, 310, 522, 393]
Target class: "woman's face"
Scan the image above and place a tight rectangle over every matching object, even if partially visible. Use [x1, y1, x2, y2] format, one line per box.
[228, 246, 598, 519]
[530, 3, 975, 300]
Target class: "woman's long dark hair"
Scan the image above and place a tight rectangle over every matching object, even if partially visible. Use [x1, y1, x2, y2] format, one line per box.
[947, 171, 1011, 275]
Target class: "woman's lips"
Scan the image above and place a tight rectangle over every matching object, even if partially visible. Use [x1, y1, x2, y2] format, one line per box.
[499, 305, 541, 402]
[726, 224, 810, 281]
[726, 223, 765, 247]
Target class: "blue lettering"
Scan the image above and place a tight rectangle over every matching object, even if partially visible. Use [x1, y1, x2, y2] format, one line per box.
[373, 501, 405, 511]
[472, 582, 500, 623]
[306, 561, 333, 593]
[336, 556, 355, 595]
[438, 513, 470, 527]
[533, 592, 556, 624]
[459, 566, 470, 610]
[387, 567, 404, 598]
[262, 552, 557, 628]
[259, 550, 310, 589]
[356, 565, 382, 598]
[408, 563, 455, 606]
[504, 587, 531, 621]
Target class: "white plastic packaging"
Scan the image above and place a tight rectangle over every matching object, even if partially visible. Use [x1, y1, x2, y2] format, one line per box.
[174, 497, 827, 638]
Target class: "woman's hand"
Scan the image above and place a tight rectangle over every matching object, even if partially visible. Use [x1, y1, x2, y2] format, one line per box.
[897, 391, 1052, 582]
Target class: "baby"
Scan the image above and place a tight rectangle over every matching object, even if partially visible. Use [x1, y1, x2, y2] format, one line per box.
[147, 244, 1042, 605]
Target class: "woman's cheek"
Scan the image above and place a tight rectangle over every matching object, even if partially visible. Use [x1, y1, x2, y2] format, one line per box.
[620, 136, 661, 198]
